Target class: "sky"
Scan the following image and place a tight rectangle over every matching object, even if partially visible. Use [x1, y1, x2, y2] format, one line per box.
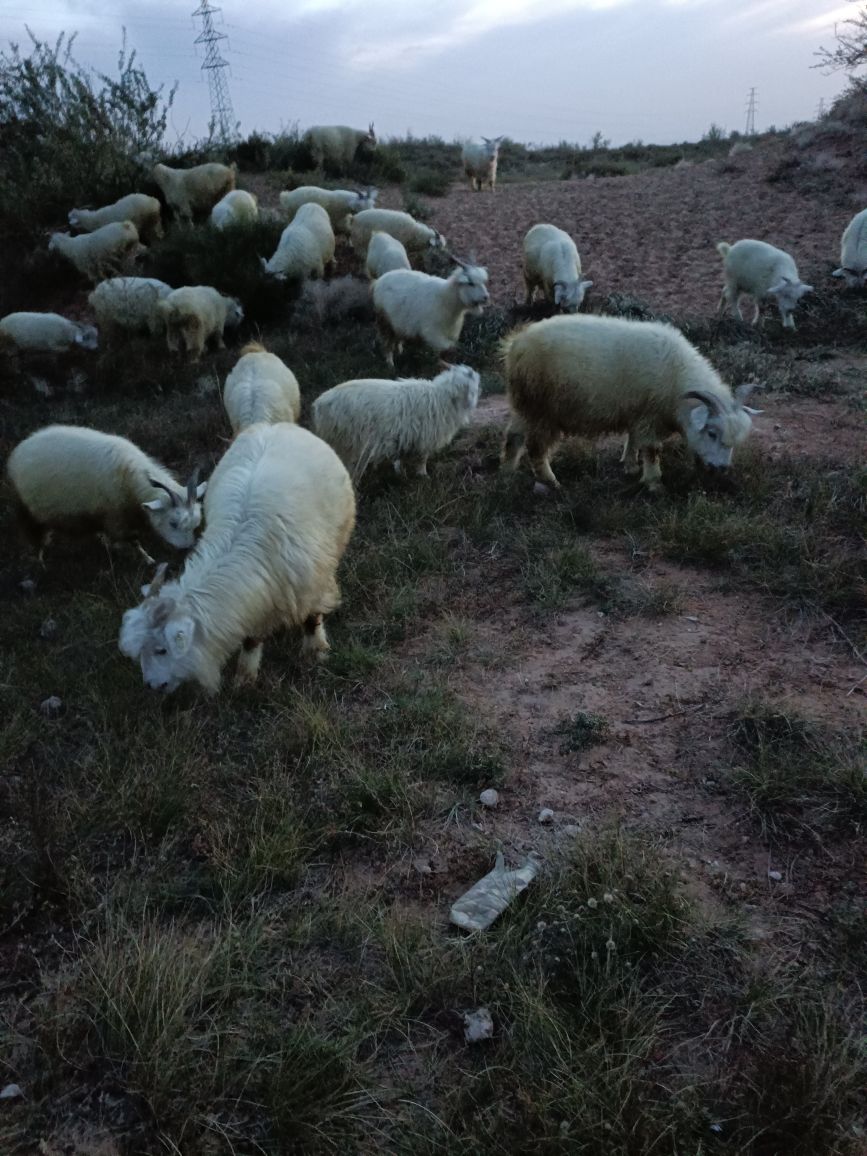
[0, 0, 854, 146]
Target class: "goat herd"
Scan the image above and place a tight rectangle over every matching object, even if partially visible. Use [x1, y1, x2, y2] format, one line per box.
[2, 132, 858, 695]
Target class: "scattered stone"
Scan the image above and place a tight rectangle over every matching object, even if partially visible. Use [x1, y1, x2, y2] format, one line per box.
[479, 788, 499, 808]
[19, 579, 36, 594]
[768, 870, 783, 881]
[538, 807, 554, 824]
[463, 1007, 494, 1043]
[0, 1084, 23, 1100]
[413, 857, 432, 876]
[39, 617, 58, 640]
[39, 696, 63, 718]
[684, 615, 699, 622]
[562, 824, 580, 837]
[532, 481, 551, 496]
[31, 377, 52, 398]
[450, 851, 540, 932]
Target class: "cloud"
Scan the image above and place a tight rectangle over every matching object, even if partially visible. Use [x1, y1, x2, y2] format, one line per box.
[346, 0, 636, 69]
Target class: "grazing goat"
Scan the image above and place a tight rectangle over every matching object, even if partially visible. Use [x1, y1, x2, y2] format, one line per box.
[119, 422, 356, 694]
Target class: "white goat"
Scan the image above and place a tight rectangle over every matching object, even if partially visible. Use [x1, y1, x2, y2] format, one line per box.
[717, 239, 812, 330]
[223, 342, 301, 434]
[279, 186, 377, 234]
[118, 422, 356, 694]
[7, 424, 205, 561]
[210, 189, 259, 230]
[461, 136, 504, 191]
[304, 124, 376, 172]
[523, 223, 593, 313]
[88, 277, 172, 343]
[501, 314, 762, 491]
[0, 312, 98, 354]
[157, 286, 244, 362]
[365, 231, 411, 279]
[349, 209, 445, 261]
[372, 258, 489, 368]
[832, 208, 867, 287]
[49, 221, 143, 283]
[152, 162, 236, 221]
[312, 363, 480, 478]
[261, 203, 335, 281]
[68, 193, 163, 242]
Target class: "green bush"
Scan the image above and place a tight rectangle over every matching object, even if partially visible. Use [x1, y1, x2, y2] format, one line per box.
[408, 168, 452, 196]
[0, 31, 174, 245]
[143, 220, 294, 325]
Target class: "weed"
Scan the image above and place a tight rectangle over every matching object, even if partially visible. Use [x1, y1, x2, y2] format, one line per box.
[728, 700, 866, 839]
[555, 711, 611, 752]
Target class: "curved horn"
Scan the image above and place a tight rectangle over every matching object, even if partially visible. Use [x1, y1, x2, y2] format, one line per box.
[185, 466, 201, 505]
[148, 477, 180, 507]
[146, 561, 169, 598]
[445, 250, 469, 269]
[683, 389, 725, 415]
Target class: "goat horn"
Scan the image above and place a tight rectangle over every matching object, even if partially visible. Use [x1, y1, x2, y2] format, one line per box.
[186, 466, 200, 505]
[148, 477, 179, 507]
[147, 561, 169, 598]
[683, 389, 725, 415]
[445, 250, 469, 268]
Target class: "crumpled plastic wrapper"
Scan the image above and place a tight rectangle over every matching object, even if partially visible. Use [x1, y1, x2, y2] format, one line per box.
[449, 851, 540, 932]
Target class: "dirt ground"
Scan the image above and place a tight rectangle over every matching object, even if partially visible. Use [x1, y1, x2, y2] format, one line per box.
[378, 146, 849, 313]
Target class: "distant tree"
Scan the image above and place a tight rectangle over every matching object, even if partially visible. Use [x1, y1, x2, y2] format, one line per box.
[702, 123, 726, 142]
[590, 130, 610, 151]
[815, 2, 867, 76]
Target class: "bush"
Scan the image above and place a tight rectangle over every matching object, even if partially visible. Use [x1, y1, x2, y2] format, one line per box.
[408, 168, 451, 197]
[0, 31, 174, 246]
[143, 220, 293, 325]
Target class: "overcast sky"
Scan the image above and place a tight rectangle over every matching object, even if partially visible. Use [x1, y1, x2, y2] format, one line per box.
[0, 0, 852, 145]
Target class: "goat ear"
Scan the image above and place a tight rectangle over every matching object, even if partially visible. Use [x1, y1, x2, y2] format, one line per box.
[688, 403, 710, 430]
[118, 607, 148, 658]
[580, 279, 594, 290]
[195, 481, 207, 499]
[142, 498, 165, 512]
[766, 280, 788, 296]
[800, 282, 814, 294]
[554, 283, 565, 306]
[167, 615, 195, 658]
[742, 405, 764, 416]
[832, 267, 844, 278]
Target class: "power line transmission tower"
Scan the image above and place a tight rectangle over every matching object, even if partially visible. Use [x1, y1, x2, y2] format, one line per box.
[744, 87, 758, 136]
[192, 1, 236, 143]
[816, 97, 826, 119]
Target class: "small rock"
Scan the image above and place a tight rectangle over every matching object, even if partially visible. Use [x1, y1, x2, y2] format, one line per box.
[684, 615, 699, 622]
[479, 789, 499, 808]
[768, 870, 783, 882]
[538, 808, 554, 824]
[532, 481, 551, 496]
[39, 696, 63, 718]
[39, 617, 58, 640]
[413, 857, 432, 876]
[19, 579, 36, 594]
[31, 377, 53, 398]
[0, 1083, 23, 1100]
[463, 1007, 494, 1043]
[562, 824, 580, 837]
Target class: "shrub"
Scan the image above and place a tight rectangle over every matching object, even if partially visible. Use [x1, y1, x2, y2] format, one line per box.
[408, 168, 451, 197]
[143, 220, 293, 325]
[0, 31, 174, 245]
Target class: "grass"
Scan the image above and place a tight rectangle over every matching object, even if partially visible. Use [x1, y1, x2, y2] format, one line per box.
[1, 158, 865, 1152]
[728, 699, 867, 841]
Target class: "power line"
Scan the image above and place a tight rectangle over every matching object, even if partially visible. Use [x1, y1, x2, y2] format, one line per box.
[744, 86, 757, 136]
[192, 1, 236, 144]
